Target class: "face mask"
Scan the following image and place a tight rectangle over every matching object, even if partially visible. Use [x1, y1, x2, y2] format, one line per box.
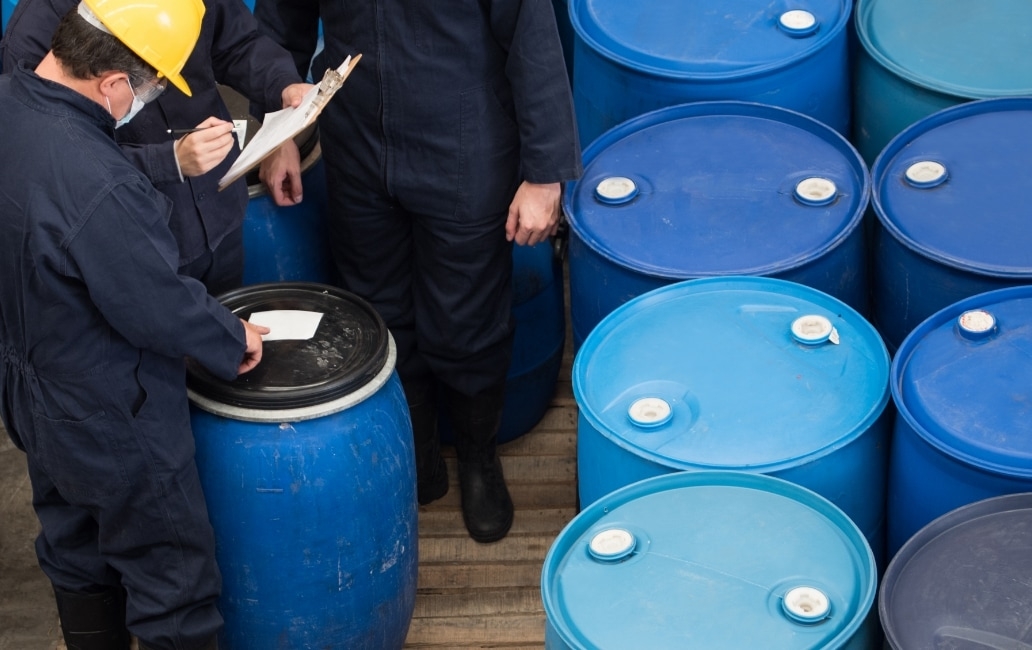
[104, 79, 146, 128]
[115, 79, 145, 128]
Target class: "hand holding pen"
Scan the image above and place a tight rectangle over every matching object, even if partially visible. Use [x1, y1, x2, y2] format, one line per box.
[170, 117, 237, 178]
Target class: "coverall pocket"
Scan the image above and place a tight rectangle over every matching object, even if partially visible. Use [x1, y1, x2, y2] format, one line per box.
[459, 84, 521, 218]
[32, 410, 131, 499]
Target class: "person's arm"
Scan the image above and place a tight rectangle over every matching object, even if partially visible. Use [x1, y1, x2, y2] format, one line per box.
[207, 0, 307, 114]
[68, 178, 249, 379]
[253, 0, 323, 82]
[486, 0, 583, 245]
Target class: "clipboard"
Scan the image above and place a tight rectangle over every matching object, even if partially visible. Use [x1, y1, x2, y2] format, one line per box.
[218, 54, 361, 191]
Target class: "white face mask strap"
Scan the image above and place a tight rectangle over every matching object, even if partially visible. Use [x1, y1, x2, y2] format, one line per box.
[77, 2, 112, 35]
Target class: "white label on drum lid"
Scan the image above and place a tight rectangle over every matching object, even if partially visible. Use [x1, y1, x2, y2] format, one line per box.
[249, 310, 324, 341]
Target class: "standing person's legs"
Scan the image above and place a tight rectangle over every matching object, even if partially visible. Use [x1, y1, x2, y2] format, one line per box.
[409, 209, 515, 542]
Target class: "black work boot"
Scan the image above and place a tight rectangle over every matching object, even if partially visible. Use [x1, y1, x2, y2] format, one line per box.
[402, 376, 449, 505]
[443, 382, 513, 543]
[53, 585, 130, 650]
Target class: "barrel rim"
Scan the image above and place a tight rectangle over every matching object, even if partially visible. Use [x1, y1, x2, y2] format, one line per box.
[564, 100, 870, 279]
[571, 276, 891, 472]
[879, 492, 1032, 647]
[891, 284, 1032, 476]
[870, 96, 1032, 279]
[569, 0, 850, 80]
[855, 0, 1032, 99]
[188, 333, 397, 422]
[542, 469, 877, 650]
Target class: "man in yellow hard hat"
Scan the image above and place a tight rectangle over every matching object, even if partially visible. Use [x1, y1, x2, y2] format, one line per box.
[0, 1, 269, 649]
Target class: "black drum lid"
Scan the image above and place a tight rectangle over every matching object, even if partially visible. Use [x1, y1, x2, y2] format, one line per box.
[187, 282, 388, 409]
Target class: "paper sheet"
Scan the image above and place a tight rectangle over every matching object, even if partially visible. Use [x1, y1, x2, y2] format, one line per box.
[248, 310, 324, 341]
[217, 55, 360, 190]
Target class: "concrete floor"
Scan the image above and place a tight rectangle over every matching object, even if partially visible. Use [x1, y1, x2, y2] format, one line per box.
[0, 423, 61, 650]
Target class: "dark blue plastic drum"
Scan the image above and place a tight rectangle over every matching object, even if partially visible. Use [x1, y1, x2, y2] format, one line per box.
[565, 101, 870, 350]
[543, 471, 877, 649]
[570, 0, 852, 144]
[870, 97, 1032, 352]
[881, 493, 1032, 650]
[574, 277, 891, 566]
[187, 283, 417, 649]
[886, 285, 1032, 558]
[242, 132, 333, 285]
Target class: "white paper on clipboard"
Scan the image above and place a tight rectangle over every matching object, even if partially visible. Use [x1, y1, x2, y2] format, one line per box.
[217, 54, 361, 190]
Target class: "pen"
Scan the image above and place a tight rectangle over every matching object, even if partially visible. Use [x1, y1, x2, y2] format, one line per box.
[166, 127, 212, 136]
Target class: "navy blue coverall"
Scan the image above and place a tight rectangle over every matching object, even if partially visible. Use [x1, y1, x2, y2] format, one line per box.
[255, 0, 583, 395]
[0, 65, 248, 648]
[0, 0, 302, 294]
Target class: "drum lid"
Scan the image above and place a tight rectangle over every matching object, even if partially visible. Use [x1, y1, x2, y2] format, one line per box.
[186, 282, 388, 409]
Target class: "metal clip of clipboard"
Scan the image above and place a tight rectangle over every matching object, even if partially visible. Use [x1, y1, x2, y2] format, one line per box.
[305, 54, 355, 120]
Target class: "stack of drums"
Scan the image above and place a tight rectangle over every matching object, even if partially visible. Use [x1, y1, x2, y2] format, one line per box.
[542, 471, 878, 649]
[853, 0, 1032, 164]
[886, 285, 1032, 558]
[574, 276, 891, 565]
[569, 0, 852, 144]
[565, 101, 870, 350]
[186, 283, 417, 649]
[870, 97, 1032, 353]
[881, 493, 1032, 649]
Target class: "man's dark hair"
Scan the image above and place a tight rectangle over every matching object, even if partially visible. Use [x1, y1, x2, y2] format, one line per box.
[50, 8, 155, 85]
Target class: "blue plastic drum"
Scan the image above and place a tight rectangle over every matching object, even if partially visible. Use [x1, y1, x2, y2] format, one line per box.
[186, 283, 417, 649]
[242, 129, 334, 285]
[870, 98, 1032, 353]
[0, 0, 15, 37]
[543, 471, 878, 649]
[565, 101, 870, 350]
[880, 493, 1032, 650]
[886, 285, 1032, 559]
[502, 241, 566, 441]
[574, 276, 891, 565]
[853, 0, 1032, 164]
[569, 0, 852, 145]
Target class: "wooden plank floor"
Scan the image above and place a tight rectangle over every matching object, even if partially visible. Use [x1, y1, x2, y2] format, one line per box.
[405, 339, 579, 648]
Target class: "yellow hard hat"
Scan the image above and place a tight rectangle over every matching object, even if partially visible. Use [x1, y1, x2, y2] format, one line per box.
[81, 0, 205, 97]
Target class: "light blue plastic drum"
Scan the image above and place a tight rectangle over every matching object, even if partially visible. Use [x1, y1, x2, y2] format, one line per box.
[242, 130, 334, 285]
[542, 471, 878, 649]
[186, 283, 417, 650]
[565, 101, 870, 351]
[574, 277, 891, 565]
[870, 98, 1032, 353]
[880, 493, 1032, 650]
[569, 0, 852, 145]
[853, 0, 1032, 165]
[886, 285, 1032, 559]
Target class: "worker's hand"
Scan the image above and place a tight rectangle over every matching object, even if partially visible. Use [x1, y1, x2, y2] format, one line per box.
[281, 83, 316, 109]
[173, 117, 236, 178]
[237, 319, 270, 375]
[259, 139, 303, 205]
[505, 181, 561, 247]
